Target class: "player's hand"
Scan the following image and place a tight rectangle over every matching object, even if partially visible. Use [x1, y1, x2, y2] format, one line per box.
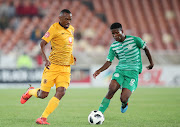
[74, 56, 77, 65]
[93, 70, 101, 79]
[146, 64, 154, 70]
[45, 60, 51, 69]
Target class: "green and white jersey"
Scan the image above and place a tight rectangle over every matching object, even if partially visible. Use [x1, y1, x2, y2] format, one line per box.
[106, 35, 146, 73]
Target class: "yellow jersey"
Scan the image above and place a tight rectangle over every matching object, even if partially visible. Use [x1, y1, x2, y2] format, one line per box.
[42, 22, 75, 65]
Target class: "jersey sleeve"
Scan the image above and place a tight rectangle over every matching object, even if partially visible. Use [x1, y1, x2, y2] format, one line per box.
[136, 37, 146, 49]
[106, 46, 115, 62]
[42, 25, 55, 43]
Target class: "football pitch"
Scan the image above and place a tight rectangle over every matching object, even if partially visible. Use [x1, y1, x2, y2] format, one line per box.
[0, 87, 179, 127]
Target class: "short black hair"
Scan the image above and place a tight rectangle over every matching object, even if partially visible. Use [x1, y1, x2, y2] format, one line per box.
[110, 22, 122, 30]
[60, 9, 71, 15]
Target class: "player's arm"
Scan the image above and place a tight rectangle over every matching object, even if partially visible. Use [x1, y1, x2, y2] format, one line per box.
[136, 37, 154, 70]
[93, 44, 115, 79]
[93, 61, 112, 79]
[40, 40, 51, 69]
[143, 46, 154, 70]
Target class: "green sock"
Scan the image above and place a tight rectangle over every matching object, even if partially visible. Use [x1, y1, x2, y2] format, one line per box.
[98, 97, 110, 114]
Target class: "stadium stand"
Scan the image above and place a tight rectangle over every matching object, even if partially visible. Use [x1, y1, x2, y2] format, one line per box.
[0, 0, 179, 67]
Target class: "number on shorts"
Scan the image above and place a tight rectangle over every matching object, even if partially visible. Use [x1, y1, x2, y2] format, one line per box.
[130, 79, 135, 86]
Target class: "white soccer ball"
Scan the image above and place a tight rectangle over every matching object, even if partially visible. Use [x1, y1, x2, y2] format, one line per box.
[88, 110, 105, 125]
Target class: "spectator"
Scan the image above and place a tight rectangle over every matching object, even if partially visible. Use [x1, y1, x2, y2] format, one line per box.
[35, 52, 43, 67]
[17, 52, 33, 69]
[30, 25, 44, 44]
[30, 17, 44, 44]
[0, 1, 8, 18]
[74, 30, 82, 41]
[0, 14, 9, 30]
[6, 0, 15, 18]
[15, 0, 38, 17]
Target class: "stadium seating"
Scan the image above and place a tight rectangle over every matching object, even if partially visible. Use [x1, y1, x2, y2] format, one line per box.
[0, 0, 179, 67]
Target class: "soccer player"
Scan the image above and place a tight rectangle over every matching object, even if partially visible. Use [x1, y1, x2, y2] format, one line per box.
[93, 22, 154, 114]
[20, 9, 76, 125]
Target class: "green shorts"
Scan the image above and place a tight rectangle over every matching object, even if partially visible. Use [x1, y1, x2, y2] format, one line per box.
[112, 70, 139, 92]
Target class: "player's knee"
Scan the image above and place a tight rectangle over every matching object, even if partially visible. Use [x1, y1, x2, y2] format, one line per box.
[38, 93, 49, 99]
[55, 91, 65, 99]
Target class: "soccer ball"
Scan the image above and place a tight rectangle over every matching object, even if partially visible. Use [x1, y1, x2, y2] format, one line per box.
[88, 110, 105, 125]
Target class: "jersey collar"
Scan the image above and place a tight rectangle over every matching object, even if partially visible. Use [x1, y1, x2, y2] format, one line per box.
[59, 22, 69, 29]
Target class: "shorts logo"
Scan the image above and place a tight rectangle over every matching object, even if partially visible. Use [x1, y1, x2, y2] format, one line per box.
[114, 73, 119, 77]
[43, 79, 47, 84]
[130, 79, 135, 86]
[69, 37, 72, 43]
[44, 32, 50, 38]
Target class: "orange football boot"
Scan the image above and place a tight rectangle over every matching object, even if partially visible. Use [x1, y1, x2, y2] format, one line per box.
[20, 85, 34, 104]
[36, 117, 50, 125]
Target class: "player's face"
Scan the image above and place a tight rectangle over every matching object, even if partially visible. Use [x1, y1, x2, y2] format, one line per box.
[59, 13, 72, 28]
[111, 28, 123, 42]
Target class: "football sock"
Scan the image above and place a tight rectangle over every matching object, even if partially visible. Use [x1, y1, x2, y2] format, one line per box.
[28, 88, 40, 98]
[98, 97, 110, 114]
[41, 96, 60, 118]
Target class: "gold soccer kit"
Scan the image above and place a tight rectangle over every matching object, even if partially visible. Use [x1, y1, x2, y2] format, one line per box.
[41, 22, 74, 92]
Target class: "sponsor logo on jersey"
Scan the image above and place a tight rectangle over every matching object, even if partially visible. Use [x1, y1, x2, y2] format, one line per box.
[69, 37, 72, 44]
[44, 32, 50, 38]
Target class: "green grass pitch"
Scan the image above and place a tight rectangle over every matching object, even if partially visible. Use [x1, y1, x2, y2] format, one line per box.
[0, 88, 180, 127]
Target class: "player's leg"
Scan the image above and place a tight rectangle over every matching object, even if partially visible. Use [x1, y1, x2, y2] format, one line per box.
[99, 80, 120, 114]
[36, 79, 55, 125]
[20, 66, 54, 104]
[36, 65, 60, 125]
[37, 89, 49, 99]
[30, 78, 53, 99]
[99, 70, 124, 114]
[120, 70, 139, 113]
[38, 71, 70, 124]
[40, 85, 67, 119]
[120, 88, 132, 113]
[20, 87, 49, 104]
[36, 83, 53, 125]
[106, 80, 120, 99]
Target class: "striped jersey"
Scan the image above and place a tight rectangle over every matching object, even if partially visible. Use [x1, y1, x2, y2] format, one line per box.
[42, 22, 75, 65]
[106, 35, 146, 73]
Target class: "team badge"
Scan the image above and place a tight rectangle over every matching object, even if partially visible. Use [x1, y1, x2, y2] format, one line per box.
[43, 79, 47, 84]
[69, 37, 72, 44]
[114, 73, 119, 77]
[44, 32, 50, 38]
[127, 44, 133, 50]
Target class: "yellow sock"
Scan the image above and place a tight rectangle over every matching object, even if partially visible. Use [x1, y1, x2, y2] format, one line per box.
[41, 97, 60, 118]
[28, 88, 40, 98]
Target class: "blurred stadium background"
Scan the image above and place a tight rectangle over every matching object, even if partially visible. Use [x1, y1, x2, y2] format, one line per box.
[0, 0, 180, 87]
